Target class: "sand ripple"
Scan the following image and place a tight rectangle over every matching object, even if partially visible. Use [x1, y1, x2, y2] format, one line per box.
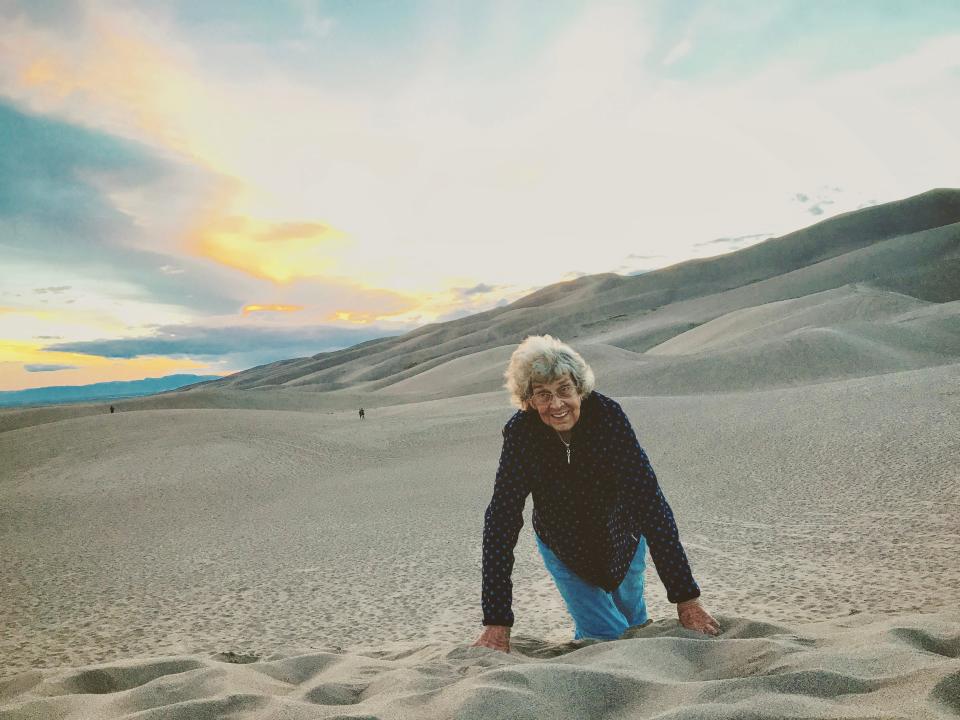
[3, 613, 958, 719]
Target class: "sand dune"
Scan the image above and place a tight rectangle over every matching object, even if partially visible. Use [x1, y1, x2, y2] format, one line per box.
[372, 284, 960, 399]
[589, 219, 960, 352]
[647, 285, 927, 355]
[374, 345, 516, 397]
[3, 363, 958, 674]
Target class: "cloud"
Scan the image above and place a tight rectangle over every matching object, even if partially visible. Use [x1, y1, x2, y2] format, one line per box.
[0, 1, 86, 35]
[662, 37, 692, 67]
[0, 101, 242, 315]
[614, 251, 670, 277]
[453, 283, 501, 297]
[24, 363, 79, 372]
[241, 304, 304, 316]
[193, 216, 348, 283]
[695, 233, 772, 247]
[791, 186, 843, 218]
[808, 200, 835, 216]
[0, 99, 168, 234]
[44, 323, 402, 369]
[0, 100, 448, 328]
[33, 286, 72, 294]
[299, 1, 336, 40]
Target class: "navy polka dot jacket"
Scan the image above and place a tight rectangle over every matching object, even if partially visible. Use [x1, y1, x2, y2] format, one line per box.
[481, 391, 701, 627]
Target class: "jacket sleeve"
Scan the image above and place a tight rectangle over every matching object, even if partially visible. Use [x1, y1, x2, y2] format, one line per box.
[481, 417, 532, 626]
[609, 401, 701, 604]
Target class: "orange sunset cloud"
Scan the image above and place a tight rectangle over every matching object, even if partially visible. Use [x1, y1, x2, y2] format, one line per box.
[194, 216, 348, 283]
[241, 304, 305, 316]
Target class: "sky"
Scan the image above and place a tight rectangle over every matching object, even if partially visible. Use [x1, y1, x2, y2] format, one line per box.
[1, 1, 959, 391]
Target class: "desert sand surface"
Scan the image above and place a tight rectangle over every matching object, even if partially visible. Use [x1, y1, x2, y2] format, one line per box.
[2, 191, 959, 718]
[2, 363, 958, 718]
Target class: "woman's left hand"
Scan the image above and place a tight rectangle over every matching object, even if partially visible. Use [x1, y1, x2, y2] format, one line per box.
[677, 599, 720, 636]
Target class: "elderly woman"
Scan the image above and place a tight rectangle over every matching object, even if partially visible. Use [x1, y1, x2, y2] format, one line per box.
[473, 335, 718, 653]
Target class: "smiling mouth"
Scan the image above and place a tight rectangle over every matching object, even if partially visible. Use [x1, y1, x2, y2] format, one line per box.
[550, 410, 570, 420]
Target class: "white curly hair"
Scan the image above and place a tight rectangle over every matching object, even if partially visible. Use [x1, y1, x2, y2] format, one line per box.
[504, 335, 596, 410]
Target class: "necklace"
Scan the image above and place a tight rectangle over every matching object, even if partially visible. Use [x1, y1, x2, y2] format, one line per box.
[556, 431, 571, 464]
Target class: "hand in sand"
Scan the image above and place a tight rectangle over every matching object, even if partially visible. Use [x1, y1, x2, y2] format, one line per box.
[677, 599, 720, 636]
[473, 625, 511, 653]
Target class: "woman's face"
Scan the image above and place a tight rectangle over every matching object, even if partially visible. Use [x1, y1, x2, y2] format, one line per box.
[529, 374, 582, 435]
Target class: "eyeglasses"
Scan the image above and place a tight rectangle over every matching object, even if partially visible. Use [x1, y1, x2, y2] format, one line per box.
[530, 383, 577, 408]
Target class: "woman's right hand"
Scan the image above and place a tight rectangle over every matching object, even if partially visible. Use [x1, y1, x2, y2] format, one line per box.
[472, 625, 511, 653]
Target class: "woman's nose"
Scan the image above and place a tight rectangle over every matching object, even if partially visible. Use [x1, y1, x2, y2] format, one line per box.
[548, 394, 563, 408]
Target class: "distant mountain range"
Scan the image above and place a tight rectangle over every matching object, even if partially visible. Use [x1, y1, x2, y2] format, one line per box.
[0, 374, 222, 408]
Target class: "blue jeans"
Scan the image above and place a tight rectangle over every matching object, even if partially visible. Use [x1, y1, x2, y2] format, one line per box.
[536, 533, 649, 640]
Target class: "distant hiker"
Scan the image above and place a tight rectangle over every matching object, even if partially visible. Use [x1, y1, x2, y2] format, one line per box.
[473, 335, 718, 654]
[109, 405, 115, 414]
[359, 407, 365, 420]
